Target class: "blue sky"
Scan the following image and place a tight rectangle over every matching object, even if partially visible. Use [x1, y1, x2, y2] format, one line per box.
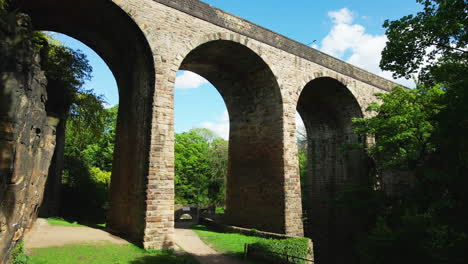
[51, 0, 422, 139]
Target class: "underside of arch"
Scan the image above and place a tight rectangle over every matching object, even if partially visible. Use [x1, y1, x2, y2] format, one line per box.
[180, 40, 288, 233]
[297, 77, 371, 264]
[18, 0, 156, 245]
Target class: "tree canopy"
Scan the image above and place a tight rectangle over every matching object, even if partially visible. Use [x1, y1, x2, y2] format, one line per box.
[61, 104, 117, 223]
[175, 128, 228, 206]
[350, 1, 468, 263]
[32, 33, 117, 223]
[352, 85, 445, 170]
[381, 0, 467, 83]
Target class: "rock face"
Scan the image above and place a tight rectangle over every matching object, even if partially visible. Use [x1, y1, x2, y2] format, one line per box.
[0, 13, 58, 263]
[38, 119, 65, 218]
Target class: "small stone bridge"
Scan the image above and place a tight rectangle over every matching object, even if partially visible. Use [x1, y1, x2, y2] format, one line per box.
[1, 0, 399, 263]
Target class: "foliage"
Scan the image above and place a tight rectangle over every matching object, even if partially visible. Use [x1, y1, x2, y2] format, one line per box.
[39, 35, 92, 90]
[297, 125, 309, 221]
[381, 0, 467, 82]
[349, 1, 468, 263]
[352, 85, 445, 170]
[215, 207, 225, 214]
[90, 167, 111, 187]
[175, 128, 228, 205]
[10, 241, 30, 264]
[31, 32, 93, 117]
[352, 85, 468, 263]
[19, 33, 116, 224]
[0, 0, 7, 11]
[175, 130, 211, 205]
[207, 138, 228, 205]
[298, 151, 308, 195]
[66, 92, 111, 150]
[249, 237, 312, 264]
[192, 224, 312, 263]
[28, 243, 199, 264]
[61, 105, 117, 224]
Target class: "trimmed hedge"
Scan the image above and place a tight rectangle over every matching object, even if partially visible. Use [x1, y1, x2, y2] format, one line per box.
[248, 237, 313, 264]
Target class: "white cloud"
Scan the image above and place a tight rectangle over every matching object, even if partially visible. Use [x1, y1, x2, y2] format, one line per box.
[199, 110, 230, 140]
[315, 8, 415, 88]
[175, 71, 208, 90]
[296, 111, 307, 140]
[296, 111, 305, 131]
[328, 8, 354, 25]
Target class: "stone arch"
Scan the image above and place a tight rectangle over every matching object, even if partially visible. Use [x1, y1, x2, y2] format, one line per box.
[18, 0, 156, 244]
[297, 77, 371, 264]
[296, 71, 361, 106]
[171, 33, 281, 89]
[175, 38, 287, 233]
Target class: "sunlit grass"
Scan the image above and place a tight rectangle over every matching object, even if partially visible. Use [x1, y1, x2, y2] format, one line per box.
[45, 217, 106, 229]
[45, 218, 85, 227]
[191, 225, 268, 259]
[28, 243, 198, 264]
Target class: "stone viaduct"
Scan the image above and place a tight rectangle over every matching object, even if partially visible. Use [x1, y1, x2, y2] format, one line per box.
[1, 0, 399, 263]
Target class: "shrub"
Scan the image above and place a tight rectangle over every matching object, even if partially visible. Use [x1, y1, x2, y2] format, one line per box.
[10, 241, 30, 264]
[249, 237, 312, 264]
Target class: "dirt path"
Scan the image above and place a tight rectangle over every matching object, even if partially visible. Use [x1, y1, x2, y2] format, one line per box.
[174, 227, 245, 264]
[24, 218, 129, 248]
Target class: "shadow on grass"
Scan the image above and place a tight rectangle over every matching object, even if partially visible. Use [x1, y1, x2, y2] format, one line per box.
[130, 253, 199, 264]
[45, 216, 106, 229]
[191, 224, 209, 231]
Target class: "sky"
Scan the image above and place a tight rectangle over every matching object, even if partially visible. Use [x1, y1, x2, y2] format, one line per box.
[51, 0, 422, 139]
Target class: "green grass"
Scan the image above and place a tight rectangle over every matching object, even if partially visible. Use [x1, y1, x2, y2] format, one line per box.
[191, 225, 268, 259]
[215, 207, 225, 214]
[28, 243, 198, 264]
[45, 218, 86, 227]
[45, 217, 106, 229]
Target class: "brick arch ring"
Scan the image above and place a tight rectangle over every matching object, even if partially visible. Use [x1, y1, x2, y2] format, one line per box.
[168, 32, 283, 90]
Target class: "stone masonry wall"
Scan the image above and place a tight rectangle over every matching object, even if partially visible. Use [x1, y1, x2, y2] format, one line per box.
[113, 0, 395, 250]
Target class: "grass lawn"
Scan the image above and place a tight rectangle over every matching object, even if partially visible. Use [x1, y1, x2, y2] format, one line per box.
[45, 218, 86, 227]
[45, 217, 106, 228]
[191, 225, 269, 259]
[28, 243, 198, 264]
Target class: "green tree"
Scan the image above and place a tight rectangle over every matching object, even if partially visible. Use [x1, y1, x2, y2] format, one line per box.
[30, 33, 116, 223]
[351, 1, 468, 263]
[66, 104, 117, 172]
[61, 105, 117, 223]
[32, 32, 92, 117]
[296, 124, 309, 216]
[353, 85, 445, 171]
[174, 129, 211, 205]
[37, 34, 118, 223]
[174, 128, 228, 205]
[381, 0, 467, 83]
[207, 137, 228, 205]
[65, 92, 109, 150]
